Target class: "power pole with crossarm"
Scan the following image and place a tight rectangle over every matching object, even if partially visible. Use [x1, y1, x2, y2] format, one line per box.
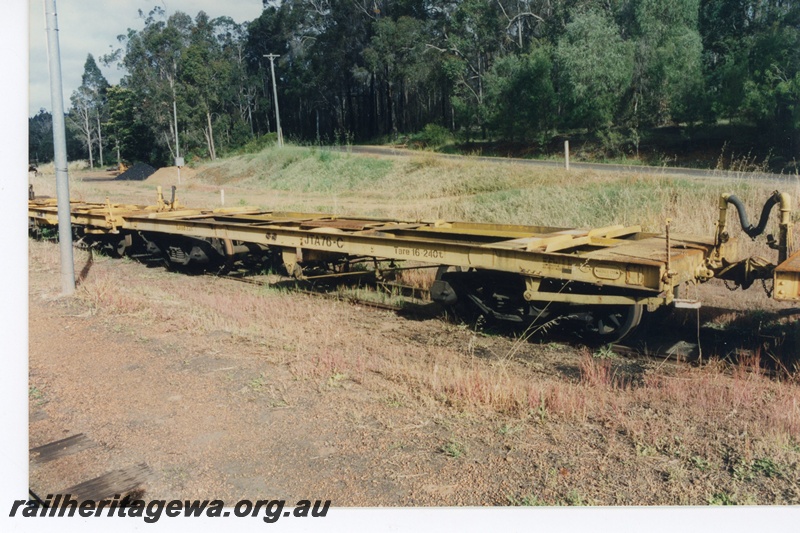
[263, 53, 283, 147]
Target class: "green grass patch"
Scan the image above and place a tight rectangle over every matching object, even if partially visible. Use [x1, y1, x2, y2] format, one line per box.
[198, 145, 393, 193]
[440, 438, 467, 459]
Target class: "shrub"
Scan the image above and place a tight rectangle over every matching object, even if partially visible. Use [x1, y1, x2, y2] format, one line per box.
[409, 124, 453, 149]
[235, 133, 279, 155]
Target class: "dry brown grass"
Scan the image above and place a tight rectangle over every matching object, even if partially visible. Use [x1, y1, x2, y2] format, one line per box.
[395, 266, 438, 289]
[34, 160, 90, 175]
[33, 240, 798, 440]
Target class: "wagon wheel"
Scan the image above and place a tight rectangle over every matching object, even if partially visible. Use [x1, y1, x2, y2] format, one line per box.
[579, 304, 643, 344]
[434, 265, 480, 322]
[436, 267, 551, 326]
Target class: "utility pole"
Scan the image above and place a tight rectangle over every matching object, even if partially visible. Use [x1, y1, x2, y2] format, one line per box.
[45, 0, 75, 295]
[173, 99, 180, 159]
[264, 54, 283, 147]
[173, 88, 183, 184]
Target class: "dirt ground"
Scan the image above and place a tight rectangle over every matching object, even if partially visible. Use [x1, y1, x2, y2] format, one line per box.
[27, 162, 800, 508]
[28, 243, 800, 507]
[27, 241, 608, 505]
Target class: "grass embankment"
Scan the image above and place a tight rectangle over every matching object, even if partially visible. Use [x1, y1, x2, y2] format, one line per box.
[35, 144, 795, 236]
[192, 144, 796, 237]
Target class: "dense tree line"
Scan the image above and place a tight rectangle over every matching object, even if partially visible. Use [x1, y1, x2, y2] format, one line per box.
[30, 1, 800, 168]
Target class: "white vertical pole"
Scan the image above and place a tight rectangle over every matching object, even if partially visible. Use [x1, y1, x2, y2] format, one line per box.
[220, 189, 225, 206]
[173, 98, 182, 184]
[564, 140, 570, 171]
[264, 54, 283, 147]
[45, 0, 75, 295]
[173, 98, 180, 160]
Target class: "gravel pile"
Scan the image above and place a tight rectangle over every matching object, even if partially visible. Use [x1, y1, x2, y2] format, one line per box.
[116, 162, 156, 181]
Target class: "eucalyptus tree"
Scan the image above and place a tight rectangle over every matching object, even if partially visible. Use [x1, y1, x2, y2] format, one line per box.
[736, 1, 800, 154]
[247, 0, 376, 140]
[68, 85, 95, 168]
[214, 17, 258, 144]
[628, 0, 706, 126]
[105, 85, 156, 164]
[69, 54, 109, 168]
[115, 7, 193, 163]
[484, 46, 556, 141]
[364, 15, 433, 135]
[181, 12, 223, 159]
[554, 9, 634, 131]
[436, 0, 505, 137]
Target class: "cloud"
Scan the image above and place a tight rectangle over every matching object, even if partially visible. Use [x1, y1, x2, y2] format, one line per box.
[29, 0, 264, 115]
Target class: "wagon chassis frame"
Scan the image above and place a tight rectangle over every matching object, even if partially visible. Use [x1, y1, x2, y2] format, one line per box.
[28, 187, 799, 342]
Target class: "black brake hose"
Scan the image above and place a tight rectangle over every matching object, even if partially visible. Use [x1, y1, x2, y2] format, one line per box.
[724, 191, 781, 239]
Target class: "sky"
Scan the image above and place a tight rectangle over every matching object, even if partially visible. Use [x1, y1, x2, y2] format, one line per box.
[28, 0, 265, 116]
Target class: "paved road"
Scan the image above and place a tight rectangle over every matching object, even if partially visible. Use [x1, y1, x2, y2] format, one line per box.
[336, 145, 795, 184]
